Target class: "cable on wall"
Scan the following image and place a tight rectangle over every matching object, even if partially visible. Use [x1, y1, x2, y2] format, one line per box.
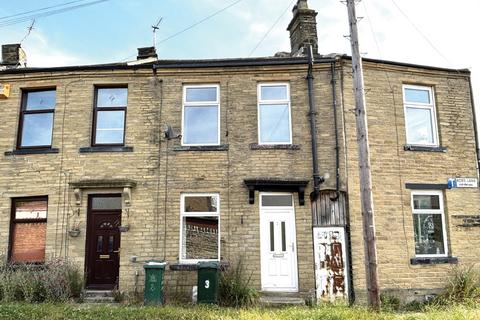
[54, 79, 83, 258]
[163, 139, 169, 261]
[59, 171, 69, 258]
[225, 79, 231, 259]
[152, 73, 164, 255]
[65, 173, 72, 259]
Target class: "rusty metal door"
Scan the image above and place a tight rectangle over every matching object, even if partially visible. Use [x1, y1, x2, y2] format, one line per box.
[313, 227, 349, 302]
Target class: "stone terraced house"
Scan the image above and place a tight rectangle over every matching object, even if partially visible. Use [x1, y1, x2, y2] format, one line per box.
[1, 0, 479, 304]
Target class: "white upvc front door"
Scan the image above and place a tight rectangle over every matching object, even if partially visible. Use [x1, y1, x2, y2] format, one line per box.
[260, 193, 298, 292]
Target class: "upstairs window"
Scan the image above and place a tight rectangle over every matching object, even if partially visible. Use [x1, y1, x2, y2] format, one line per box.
[258, 83, 292, 144]
[403, 85, 438, 146]
[411, 191, 448, 257]
[18, 89, 56, 148]
[182, 85, 220, 146]
[93, 87, 128, 146]
[9, 197, 48, 263]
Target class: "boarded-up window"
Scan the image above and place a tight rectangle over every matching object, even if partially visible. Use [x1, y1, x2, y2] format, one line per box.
[10, 198, 48, 263]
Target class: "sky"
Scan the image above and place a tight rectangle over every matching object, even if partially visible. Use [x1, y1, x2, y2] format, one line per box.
[1, 0, 480, 121]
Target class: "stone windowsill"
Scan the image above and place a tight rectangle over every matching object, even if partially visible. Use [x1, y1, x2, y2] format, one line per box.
[169, 263, 199, 271]
[173, 144, 229, 152]
[410, 256, 458, 265]
[5, 148, 60, 156]
[250, 143, 300, 150]
[404, 145, 447, 153]
[79, 146, 134, 153]
[169, 261, 229, 271]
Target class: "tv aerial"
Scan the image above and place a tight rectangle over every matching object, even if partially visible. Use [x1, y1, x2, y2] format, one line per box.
[152, 17, 163, 48]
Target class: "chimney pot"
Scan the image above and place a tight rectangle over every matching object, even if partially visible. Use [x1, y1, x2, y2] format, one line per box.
[137, 47, 158, 60]
[287, 0, 318, 56]
[2, 44, 26, 67]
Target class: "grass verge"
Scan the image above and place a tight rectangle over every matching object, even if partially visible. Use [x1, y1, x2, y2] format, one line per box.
[0, 303, 479, 320]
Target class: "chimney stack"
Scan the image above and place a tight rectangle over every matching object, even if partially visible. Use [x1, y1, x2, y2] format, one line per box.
[137, 46, 158, 60]
[287, 0, 318, 56]
[1, 44, 27, 68]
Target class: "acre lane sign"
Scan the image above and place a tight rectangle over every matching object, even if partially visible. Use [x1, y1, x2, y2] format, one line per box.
[448, 178, 478, 188]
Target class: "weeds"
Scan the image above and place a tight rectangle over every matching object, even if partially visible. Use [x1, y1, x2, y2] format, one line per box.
[218, 258, 258, 308]
[0, 258, 83, 303]
[433, 265, 480, 306]
[380, 293, 401, 312]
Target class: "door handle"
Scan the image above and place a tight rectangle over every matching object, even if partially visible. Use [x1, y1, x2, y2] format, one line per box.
[113, 249, 121, 253]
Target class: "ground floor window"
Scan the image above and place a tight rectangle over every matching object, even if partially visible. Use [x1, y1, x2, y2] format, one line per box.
[411, 191, 447, 256]
[180, 193, 220, 262]
[9, 197, 48, 263]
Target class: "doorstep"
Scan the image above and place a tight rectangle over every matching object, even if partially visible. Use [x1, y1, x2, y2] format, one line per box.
[259, 291, 305, 306]
[83, 290, 116, 304]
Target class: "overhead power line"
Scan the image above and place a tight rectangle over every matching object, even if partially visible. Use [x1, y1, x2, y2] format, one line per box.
[390, 0, 452, 66]
[248, 0, 295, 57]
[121, 0, 246, 61]
[157, 0, 245, 46]
[0, 0, 89, 21]
[0, 0, 111, 28]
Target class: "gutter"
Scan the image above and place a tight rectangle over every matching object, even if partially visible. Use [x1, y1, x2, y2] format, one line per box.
[342, 55, 471, 75]
[307, 46, 325, 200]
[330, 60, 340, 200]
[0, 55, 469, 75]
[468, 77, 480, 179]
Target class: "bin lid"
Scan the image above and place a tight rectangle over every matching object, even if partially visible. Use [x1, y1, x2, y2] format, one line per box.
[144, 260, 167, 269]
[197, 261, 220, 269]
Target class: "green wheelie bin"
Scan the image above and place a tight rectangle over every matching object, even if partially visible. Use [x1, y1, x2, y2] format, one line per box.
[197, 261, 220, 304]
[144, 261, 166, 305]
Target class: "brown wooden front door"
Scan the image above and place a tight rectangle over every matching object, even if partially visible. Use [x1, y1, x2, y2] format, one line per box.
[86, 194, 122, 289]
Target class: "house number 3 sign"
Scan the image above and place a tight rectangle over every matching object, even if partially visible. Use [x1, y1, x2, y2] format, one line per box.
[204, 280, 210, 289]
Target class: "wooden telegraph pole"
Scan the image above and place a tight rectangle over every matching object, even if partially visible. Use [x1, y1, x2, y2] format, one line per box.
[345, 0, 380, 309]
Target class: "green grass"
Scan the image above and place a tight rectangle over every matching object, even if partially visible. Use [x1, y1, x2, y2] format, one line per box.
[0, 303, 479, 320]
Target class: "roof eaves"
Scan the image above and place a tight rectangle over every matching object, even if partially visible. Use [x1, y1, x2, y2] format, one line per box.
[342, 55, 470, 74]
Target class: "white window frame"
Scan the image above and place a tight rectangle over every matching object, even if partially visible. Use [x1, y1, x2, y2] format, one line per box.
[179, 193, 220, 263]
[181, 84, 220, 146]
[260, 192, 294, 209]
[403, 84, 439, 147]
[411, 190, 448, 258]
[257, 83, 292, 145]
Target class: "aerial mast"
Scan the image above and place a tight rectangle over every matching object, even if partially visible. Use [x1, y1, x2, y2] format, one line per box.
[152, 17, 163, 48]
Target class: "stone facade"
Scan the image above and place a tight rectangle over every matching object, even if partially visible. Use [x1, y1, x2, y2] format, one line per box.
[343, 61, 480, 302]
[0, 55, 478, 304]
